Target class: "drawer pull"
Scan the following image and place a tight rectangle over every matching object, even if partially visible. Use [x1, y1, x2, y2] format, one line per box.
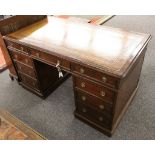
[21, 47, 23, 51]
[99, 117, 103, 121]
[81, 96, 86, 101]
[81, 82, 85, 88]
[80, 68, 85, 74]
[25, 59, 28, 63]
[82, 108, 87, 113]
[102, 76, 107, 83]
[100, 91, 105, 97]
[19, 66, 22, 70]
[99, 105, 104, 110]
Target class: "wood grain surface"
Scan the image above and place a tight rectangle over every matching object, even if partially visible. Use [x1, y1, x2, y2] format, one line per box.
[4, 16, 151, 77]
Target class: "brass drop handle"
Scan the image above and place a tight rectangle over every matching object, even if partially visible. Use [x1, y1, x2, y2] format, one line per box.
[80, 68, 85, 74]
[99, 117, 103, 121]
[100, 91, 105, 97]
[81, 82, 85, 88]
[99, 105, 104, 110]
[82, 108, 87, 113]
[82, 96, 86, 101]
[102, 76, 107, 83]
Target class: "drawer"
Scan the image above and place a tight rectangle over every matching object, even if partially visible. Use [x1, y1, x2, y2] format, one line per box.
[71, 63, 118, 88]
[6, 40, 29, 54]
[74, 76, 116, 103]
[30, 50, 70, 70]
[19, 73, 39, 91]
[76, 102, 111, 128]
[11, 50, 33, 67]
[75, 89, 113, 115]
[15, 62, 36, 79]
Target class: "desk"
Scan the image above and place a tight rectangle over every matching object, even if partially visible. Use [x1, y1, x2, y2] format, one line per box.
[2, 16, 151, 136]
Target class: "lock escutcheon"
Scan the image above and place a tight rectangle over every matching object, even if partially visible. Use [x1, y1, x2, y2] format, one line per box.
[102, 76, 107, 83]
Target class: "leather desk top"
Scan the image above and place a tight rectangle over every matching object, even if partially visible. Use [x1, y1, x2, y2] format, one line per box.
[4, 16, 151, 78]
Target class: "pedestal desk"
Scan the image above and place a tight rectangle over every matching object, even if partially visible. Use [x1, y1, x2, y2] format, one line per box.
[1, 16, 151, 136]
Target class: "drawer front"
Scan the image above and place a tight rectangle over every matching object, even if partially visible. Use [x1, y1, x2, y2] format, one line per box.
[19, 73, 39, 90]
[30, 50, 70, 70]
[75, 89, 113, 115]
[11, 50, 33, 67]
[76, 102, 111, 128]
[6, 40, 29, 54]
[74, 76, 116, 103]
[15, 62, 36, 78]
[71, 63, 118, 88]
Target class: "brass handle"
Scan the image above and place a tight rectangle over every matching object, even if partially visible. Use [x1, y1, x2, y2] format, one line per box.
[21, 47, 23, 51]
[81, 82, 85, 88]
[99, 117, 103, 121]
[36, 53, 40, 58]
[81, 96, 86, 101]
[102, 76, 107, 83]
[25, 59, 28, 63]
[82, 108, 87, 113]
[99, 105, 104, 110]
[100, 91, 105, 97]
[80, 68, 85, 74]
[19, 66, 22, 70]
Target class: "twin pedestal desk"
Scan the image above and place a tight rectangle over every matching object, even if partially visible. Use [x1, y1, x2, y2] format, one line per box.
[2, 16, 151, 136]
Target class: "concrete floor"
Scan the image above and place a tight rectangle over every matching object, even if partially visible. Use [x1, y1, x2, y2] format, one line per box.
[0, 15, 155, 139]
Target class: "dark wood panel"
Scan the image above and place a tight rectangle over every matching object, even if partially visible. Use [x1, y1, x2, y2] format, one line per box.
[0, 15, 46, 36]
[30, 49, 70, 70]
[74, 76, 116, 103]
[19, 73, 39, 91]
[76, 102, 112, 129]
[112, 50, 146, 130]
[10, 50, 33, 67]
[5, 40, 30, 55]
[75, 89, 113, 115]
[15, 62, 36, 79]
[71, 62, 119, 88]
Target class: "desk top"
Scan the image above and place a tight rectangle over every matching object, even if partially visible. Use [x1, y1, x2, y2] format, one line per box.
[5, 16, 151, 77]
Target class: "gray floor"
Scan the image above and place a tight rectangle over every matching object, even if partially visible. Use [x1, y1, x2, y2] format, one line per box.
[0, 15, 155, 139]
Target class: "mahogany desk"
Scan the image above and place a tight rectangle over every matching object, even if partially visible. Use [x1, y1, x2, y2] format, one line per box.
[1, 16, 151, 136]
